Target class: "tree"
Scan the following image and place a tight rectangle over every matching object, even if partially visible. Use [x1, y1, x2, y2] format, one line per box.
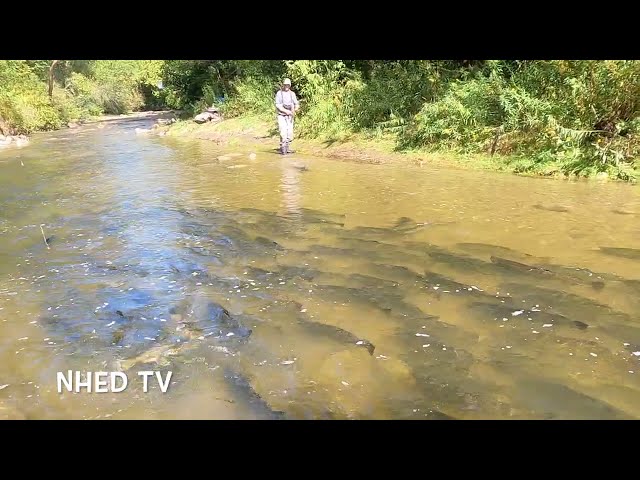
[48, 60, 59, 98]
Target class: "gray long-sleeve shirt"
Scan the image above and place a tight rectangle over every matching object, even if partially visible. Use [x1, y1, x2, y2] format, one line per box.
[275, 89, 299, 115]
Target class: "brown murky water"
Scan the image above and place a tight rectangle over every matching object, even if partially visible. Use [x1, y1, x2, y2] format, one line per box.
[1, 113, 639, 420]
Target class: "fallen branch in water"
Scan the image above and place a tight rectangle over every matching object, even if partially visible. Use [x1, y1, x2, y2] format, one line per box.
[40, 225, 50, 249]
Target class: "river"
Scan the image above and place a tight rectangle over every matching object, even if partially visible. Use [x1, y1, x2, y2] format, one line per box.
[1, 112, 639, 419]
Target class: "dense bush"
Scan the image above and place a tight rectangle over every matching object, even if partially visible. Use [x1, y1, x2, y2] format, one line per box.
[2, 59, 638, 180]
[395, 61, 640, 179]
[0, 60, 164, 134]
[213, 60, 637, 177]
[0, 61, 63, 133]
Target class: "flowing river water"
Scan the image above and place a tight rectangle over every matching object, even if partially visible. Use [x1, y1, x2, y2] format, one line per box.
[1, 112, 639, 420]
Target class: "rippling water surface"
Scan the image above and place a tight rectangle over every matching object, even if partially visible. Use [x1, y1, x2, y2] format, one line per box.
[1, 113, 639, 419]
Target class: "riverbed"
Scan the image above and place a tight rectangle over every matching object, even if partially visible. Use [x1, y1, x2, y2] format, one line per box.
[1, 112, 639, 419]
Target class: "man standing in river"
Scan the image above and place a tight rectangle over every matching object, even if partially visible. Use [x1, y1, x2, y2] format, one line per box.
[275, 78, 300, 154]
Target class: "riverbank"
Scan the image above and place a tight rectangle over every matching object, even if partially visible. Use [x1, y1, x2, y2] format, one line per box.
[5, 108, 637, 184]
[163, 115, 638, 183]
[0, 111, 177, 150]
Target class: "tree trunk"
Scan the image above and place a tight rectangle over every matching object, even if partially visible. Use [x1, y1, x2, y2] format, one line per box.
[0, 117, 13, 136]
[490, 125, 504, 156]
[48, 60, 59, 98]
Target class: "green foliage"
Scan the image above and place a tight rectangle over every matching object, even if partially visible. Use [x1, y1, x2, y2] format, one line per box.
[50, 86, 84, 122]
[221, 77, 277, 118]
[350, 61, 447, 129]
[1, 58, 638, 181]
[160, 61, 213, 111]
[64, 72, 104, 116]
[86, 60, 160, 114]
[376, 60, 640, 179]
[283, 60, 364, 139]
[160, 60, 248, 112]
[0, 61, 64, 133]
[0, 60, 167, 133]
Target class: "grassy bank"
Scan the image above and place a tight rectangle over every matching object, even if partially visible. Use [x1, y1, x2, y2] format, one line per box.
[165, 114, 636, 182]
[157, 61, 639, 182]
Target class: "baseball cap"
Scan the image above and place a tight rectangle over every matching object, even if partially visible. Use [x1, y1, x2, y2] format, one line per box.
[283, 78, 292, 85]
